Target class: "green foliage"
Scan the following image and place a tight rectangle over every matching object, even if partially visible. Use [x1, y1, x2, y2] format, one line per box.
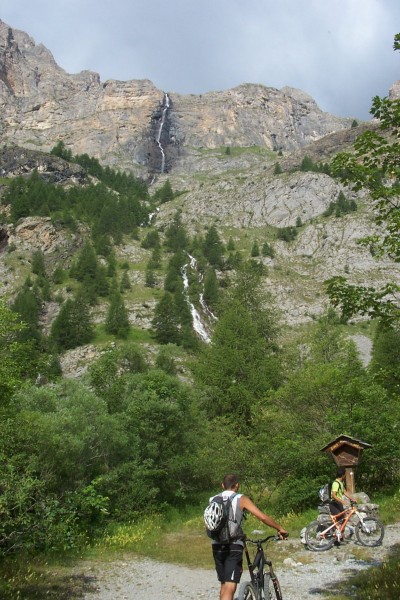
[141, 229, 160, 249]
[70, 242, 109, 302]
[203, 225, 225, 268]
[0, 301, 38, 405]
[273, 162, 282, 175]
[203, 268, 219, 308]
[152, 179, 174, 204]
[105, 289, 130, 339]
[328, 34, 400, 323]
[164, 211, 189, 252]
[88, 344, 148, 412]
[299, 155, 331, 174]
[276, 226, 298, 242]
[31, 250, 46, 277]
[194, 265, 281, 430]
[50, 294, 94, 350]
[325, 275, 399, 323]
[152, 291, 181, 344]
[250, 240, 260, 257]
[120, 270, 132, 292]
[370, 320, 400, 394]
[0, 380, 117, 554]
[155, 344, 178, 375]
[255, 315, 400, 511]
[323, 190, 357, 217]
[2, 164, 148, 238]
[227, 236, 235, 251]
[261, 241, 275, 258]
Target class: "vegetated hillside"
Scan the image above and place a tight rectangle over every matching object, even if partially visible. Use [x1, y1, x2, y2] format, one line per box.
[0, 18, 398, 375]
[0, 132, 398, 383]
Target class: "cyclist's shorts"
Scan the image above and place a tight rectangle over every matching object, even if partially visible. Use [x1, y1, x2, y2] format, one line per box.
[212, 543, 243, 584]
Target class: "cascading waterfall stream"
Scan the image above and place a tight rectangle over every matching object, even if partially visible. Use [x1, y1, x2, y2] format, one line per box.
[181, 254, 214, 343]
[156, 93, 170, 173]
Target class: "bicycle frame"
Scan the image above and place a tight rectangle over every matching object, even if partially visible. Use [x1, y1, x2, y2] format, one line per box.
[243, 536, 281, 597]
[317, 504, 367, 541]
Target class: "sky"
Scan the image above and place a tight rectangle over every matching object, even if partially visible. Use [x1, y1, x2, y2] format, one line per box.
[1, 0, 399, 120]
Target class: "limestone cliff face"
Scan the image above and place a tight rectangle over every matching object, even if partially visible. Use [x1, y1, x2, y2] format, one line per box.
[0, 20, 353, 176]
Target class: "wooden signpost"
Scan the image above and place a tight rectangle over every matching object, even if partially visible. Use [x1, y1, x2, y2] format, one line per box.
[320, 434, 372, 493]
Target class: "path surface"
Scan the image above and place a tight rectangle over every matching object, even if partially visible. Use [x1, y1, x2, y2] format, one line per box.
[82, 523, 400, 600]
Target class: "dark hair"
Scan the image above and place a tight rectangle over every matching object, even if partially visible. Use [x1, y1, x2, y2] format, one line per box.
[223, 474, 239, 490]
[336, 467, 346, 478]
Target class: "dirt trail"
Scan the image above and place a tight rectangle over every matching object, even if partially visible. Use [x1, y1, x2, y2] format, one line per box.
[81, 523, 400, 600]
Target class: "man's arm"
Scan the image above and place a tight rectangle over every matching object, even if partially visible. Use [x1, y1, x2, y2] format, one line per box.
[344, 489, 356, 502]
[240, 496, 287, 537]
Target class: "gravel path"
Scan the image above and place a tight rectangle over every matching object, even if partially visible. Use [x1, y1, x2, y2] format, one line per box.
[82, 523, 400, 600]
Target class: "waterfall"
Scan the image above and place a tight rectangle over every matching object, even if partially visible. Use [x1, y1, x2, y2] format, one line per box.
[156, 93, 170, 173]
[181, 254, 212, 343]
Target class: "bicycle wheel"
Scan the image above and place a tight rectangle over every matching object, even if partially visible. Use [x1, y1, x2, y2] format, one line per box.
[238, 581, 258, 600]
[305, 520, 334, 551]
[355, 518, 384, 547]
[264, 573, 283, 600]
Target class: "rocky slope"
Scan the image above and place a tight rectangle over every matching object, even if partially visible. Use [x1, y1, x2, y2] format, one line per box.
[0, 19, 399, 360]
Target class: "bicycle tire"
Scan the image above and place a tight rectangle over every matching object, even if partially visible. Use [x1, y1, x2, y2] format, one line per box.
[238, 581, 258, 600]
[305, 520, 334, 551]
[355, 518, 384, 547]
[264, 573, 283, 600]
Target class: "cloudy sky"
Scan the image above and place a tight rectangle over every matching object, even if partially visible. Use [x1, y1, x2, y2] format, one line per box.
[1, 0, 399, 120]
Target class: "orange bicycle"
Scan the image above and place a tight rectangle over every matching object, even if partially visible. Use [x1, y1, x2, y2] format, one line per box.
[305, 501, 384, 551]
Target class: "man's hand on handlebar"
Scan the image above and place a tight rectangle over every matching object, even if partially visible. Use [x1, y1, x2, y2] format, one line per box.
[277, 529, 288, 540]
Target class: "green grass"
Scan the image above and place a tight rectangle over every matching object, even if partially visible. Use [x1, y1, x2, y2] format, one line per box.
[92, 324, 155, 345]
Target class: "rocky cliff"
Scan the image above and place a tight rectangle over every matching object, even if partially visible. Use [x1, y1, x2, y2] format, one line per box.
[0, 19, 354, 177]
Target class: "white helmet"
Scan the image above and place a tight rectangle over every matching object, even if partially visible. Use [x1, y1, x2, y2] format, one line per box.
[204, 501, 223, 531]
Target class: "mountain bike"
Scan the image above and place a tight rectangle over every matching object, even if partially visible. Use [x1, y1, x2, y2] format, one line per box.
[238, 535, 285, 600]
[305, 501, 384, 551]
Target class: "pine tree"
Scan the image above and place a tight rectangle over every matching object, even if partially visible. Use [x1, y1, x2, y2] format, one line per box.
[105, 289, 130, 339]
[203, 225, 225, 268]
[50, 295, 94, 350]
[203, 268, 219, 308]
[31, 250, 46, 277]
[152, 292, 180, 344]
[164, 211, 188, 252]
[120, 270, 132, 292]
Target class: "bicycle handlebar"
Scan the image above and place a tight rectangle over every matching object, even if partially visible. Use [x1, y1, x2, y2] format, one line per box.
[245, 534, 288, 544]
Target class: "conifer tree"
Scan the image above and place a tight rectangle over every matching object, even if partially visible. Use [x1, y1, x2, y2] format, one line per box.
[203, 268, 219, 308]
[31, 250, 46, 277]
[203, 225, 225, 268]
[152, 292, 180, 344]
[105, 289, 130, 339]
[50, 294, 94, 350]
[120, 270, 132, 292]
[164, 211, 188, 252]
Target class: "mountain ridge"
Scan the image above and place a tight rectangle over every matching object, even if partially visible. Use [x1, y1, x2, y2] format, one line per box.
[0, 19, 355, 178]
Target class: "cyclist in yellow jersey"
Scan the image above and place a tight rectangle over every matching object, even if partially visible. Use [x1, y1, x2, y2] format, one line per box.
[330, 466, 357, 518]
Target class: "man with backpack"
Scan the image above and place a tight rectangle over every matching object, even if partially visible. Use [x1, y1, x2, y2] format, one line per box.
[329, 466, 357, 518]
[205, 473, 287, 600]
